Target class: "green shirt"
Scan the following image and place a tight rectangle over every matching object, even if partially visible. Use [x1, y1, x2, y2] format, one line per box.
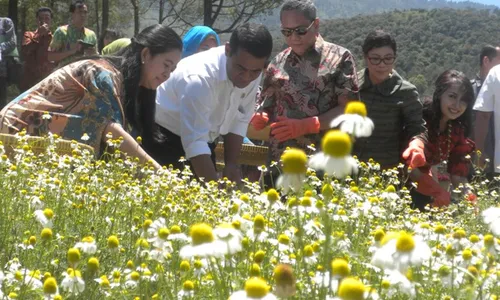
[102, 38, 131, 55]
[49, 24, 97, 67]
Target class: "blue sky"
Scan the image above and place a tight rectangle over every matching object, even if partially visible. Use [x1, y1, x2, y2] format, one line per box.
[453, 0, 499, 6]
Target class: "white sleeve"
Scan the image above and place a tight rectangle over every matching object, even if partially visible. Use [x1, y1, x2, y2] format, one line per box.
[230, 80, 260, 137]
[179, 75, 214, 159]
[474, 69, 499, 112]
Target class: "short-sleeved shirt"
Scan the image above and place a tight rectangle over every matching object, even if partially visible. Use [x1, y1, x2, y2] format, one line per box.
[0, 59, 125, 154]
[260, 35, 358, 161]
[49, 24, 97, 67]
[473, 64, 500, 172]
[419, 120, 475, 179]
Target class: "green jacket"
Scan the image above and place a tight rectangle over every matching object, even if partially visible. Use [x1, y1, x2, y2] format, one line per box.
[353, 68, 426, 169]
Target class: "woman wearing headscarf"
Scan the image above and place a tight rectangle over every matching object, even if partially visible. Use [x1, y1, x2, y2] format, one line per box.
[181, 25, 220, 58]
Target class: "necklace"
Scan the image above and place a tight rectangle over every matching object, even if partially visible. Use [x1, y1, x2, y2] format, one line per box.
[436, 122, 452, 182]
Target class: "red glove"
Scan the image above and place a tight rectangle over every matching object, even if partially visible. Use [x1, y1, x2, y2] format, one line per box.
[402, 139, 426, 168]
[250, 112, 269, 130]
[270, 116, 320, 142]
[415, 173, 450, 207]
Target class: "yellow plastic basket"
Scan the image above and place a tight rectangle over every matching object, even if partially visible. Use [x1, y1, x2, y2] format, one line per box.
[0, 133, 94, 156]
[215, 142, 268, 167]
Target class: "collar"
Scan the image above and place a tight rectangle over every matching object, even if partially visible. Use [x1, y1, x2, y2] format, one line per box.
[359, 68, 403, 96]
[289, 34, 324, 59]
[68, 23, 85, 34]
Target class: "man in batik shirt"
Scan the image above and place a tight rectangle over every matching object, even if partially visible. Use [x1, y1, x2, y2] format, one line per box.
[251, 0, 358, 163]
[48, 0, 97, 67]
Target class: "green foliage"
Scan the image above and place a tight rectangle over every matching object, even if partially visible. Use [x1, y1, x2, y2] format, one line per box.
[321, 8, 500, 95]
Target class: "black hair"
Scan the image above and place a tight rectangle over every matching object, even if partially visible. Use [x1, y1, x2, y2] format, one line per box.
[70, 0, 86, 13]
[104, 29, 123, 41]
[362, 30, 397, 55]
[479, 45, 500, 67]
[228, 23, 273, 61]
[280, 0, 317, 22]
[36, 7, 53, 18]
[423, 70, 474, 138]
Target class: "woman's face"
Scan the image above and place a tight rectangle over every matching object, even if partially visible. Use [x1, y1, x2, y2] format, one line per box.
[365, 46, 396, 84]
[197, 36, 218, 53]
[141, 48, 182, 89]
[440, 82, 467, 122]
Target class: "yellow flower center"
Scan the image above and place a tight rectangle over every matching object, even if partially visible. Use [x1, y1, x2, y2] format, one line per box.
[395, 232, 416, 252]
[170, 225, 182, 234]
[43, 277, 58, 294]
[385, 185, 396, 193]
[244, 277, 269, 298]
[189, 223, 214, 246]
[253, 215, 266, 232]
[267, 189, 279, 202]
[281, 148, 308, 174]
[344, 101, 367, 117]
[331, 258, 350, 278]
[462, 249, 473, 260]
[82, 236, 94, 243]
[373, 229, 385, 242]
[469, 235, 480, 243]
[322, 184, 334, 198]
[303, 245, 314, 257]
[254, 250, 266, 264]
[438, 265, 451, 277]
[273, 264, 295, 286]
[183, 280, 195, 291]
[87, 257, 99, 271]
[278, 234, 290, 245]
[322, 130, 352, 158]
[194, 260, 203, 269]
[453, 229, 466, 239]
[131, 271, 141, 281]
[180, 260, 190, 272]
[300, 196, 312, 207]
[67, 248, 81, 264]
[43, 208, 54, 219]
[107, 235, 119, 248]
[338, 277, 366, 300]
[250, 263, 261, 277]
[484, 234, 494, 247]
[158, 228, 170, 240]
[434, 224, 446, 234]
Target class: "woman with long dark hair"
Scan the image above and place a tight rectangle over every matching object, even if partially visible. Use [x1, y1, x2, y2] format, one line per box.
[408, 70, 476, 209]
[0, 24, 183, 169]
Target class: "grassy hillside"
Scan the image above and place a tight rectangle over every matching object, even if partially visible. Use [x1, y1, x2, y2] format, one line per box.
[321, 8, 500, 95]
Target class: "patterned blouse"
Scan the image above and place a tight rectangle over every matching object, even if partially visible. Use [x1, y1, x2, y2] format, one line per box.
[259, 35, 359, 162]
[0, 59, 125, 154]
[419, 120, 475, 178]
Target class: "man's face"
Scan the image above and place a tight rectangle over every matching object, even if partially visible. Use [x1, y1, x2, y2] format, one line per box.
[72, 5, 88, 27]
[280, 10, 318, 56]
[37, 11, 52, 27]
[225, 44, 267, 89]
[483, 48, 500, 75]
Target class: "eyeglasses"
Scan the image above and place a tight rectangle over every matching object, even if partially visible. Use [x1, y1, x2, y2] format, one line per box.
[280, 21, 314, 37]
[368, 56, 396, 65]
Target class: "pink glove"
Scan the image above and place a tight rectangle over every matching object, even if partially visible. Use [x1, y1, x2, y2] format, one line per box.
[270, 116, 320, 142]
[250, 112, 269, 130]
[415, 173, 450, 207]
[402, 139, 426, 168]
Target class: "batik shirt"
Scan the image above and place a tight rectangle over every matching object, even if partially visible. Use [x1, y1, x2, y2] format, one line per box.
[259, 35, 358, 162]
[49, 24, 97, 67]
[0, 59, 125, 155]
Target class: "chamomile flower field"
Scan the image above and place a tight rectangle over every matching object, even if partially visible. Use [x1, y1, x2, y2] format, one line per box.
[0, 102, 499, 300]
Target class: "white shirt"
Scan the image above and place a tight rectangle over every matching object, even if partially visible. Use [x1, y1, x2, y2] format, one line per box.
[155, 46, 260, 159]
[473, 64, 500, 173]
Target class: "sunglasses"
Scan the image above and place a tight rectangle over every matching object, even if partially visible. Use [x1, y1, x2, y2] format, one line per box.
[367, 56, 396, 65]
[280, 21, 314, 37]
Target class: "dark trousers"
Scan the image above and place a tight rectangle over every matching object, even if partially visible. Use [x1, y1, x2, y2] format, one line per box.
[144, 126, 216, 171]
[410, 189, 432, 211]
[0, 77, 7, 110]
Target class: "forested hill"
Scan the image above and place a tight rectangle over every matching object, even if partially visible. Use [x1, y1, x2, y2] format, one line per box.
[320, 8, 500, 96]
[314, 0, 496, 19]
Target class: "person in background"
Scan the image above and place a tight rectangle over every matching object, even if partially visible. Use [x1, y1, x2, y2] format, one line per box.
[48, 0, 97, 67]
[409, 70, 475, 210]
[153, 23, 273, 183]
[102, 28, 123, 48]
[20, 7, 55, 92]
[471, 45, 500, 175]
[353, 30, 426, 170]
[251, 0, 358, 175]
[0, 24, 183, 170]
[181, 25, 220, 58]
[0, 17, 19, 109]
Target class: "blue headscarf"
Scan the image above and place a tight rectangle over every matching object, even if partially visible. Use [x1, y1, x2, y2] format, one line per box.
[182, 26, 221, 58]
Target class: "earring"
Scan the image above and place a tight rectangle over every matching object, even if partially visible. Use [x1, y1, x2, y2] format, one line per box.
[142, 61, 145, 64]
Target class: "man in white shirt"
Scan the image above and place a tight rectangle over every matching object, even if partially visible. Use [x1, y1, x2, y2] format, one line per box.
[474, 64, 500, 174]
[154, 23, 273, 182]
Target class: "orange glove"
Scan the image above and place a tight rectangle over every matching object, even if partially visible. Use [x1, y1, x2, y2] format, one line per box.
[402, 139, 426, 168]
[250, 112, 269, 130]
[415, 173, 450, 207]
[270, 116, 320, 142]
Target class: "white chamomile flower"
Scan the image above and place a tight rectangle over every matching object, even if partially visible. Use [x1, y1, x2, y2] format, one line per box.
[74, 236, 97, 254]
[308, 130, 357, 178]
[276, 148, 307, 193]
[330, 101, 374, 137]
[180, 223, 225, 259]
[482, 207, 500, 236]
[34, 208, 54, 228]
[229, 277, 277, 300]
[60, 269, 85, 294]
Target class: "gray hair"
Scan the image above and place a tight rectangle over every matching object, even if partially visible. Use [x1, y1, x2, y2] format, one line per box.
[280, 0, 317, 22]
